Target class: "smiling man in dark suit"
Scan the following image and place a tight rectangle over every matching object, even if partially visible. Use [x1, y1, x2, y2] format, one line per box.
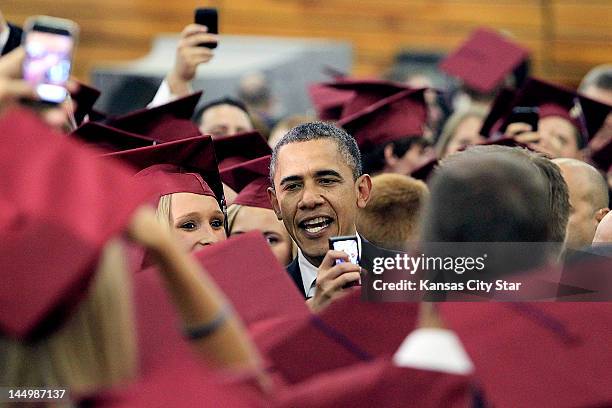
[268, 121, 397, 311]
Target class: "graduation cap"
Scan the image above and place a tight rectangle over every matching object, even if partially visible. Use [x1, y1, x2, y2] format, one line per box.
[195, 231, 309, 324]
[70, 122, 156, 152]
[307, 82, 355, 121]
[0, 108, 152, 340]
[580, 96, 612, 144]
[501, 78, 611, 145]
[328, 78, 410, 120]
[440, 302, 612, 407]
[273, 358, 472, 408]
[133, 231, 308, 376]
[479, 87, 518, 138]
[104, 135, 224, 205]
[220, 156, 272, 210]
[89, 356, 261, 407]
[338, 88, 428, 150]
[70, 81, 101, 126]
[105, 92, 203, 143]
[590, 137, 612, 172]
[439, 27, 529, 94]
[212, 131, 272, 171]
[261, 290, 419, 384]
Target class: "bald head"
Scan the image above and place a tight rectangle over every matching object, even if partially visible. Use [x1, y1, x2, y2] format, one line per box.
[593, 211, 612, 244]
[554, 158, 610, 248]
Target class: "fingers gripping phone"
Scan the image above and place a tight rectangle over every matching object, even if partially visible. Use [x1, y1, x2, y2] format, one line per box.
[502, 106, 540, 133]
[22, 16, 78, 104]
[194, 8, 218, 49]
[329, 236, 360, 265]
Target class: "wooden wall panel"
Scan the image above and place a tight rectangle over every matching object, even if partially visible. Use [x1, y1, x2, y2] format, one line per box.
[3, 0, 611, 87]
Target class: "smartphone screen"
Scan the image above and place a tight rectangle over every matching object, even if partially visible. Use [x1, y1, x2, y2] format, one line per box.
[23, 25, 74, 104]
[330, 237, 359, 265]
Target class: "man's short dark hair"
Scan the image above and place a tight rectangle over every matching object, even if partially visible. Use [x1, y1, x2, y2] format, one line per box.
[362, 136, 431, 174]
[423, 149, 550, 243]
[269, 121, 363, 185]
[193, 97, 250, 124]
[465, 145, 570, 246]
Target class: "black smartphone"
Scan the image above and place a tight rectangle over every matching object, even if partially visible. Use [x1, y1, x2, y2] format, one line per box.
[22, 16, 79, 104]
[194, 8, 218, 49]
[329, 236, 360, 265]
[503, 106, 539, 133]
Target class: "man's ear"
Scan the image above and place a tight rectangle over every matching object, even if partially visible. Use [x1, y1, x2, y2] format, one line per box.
[596, 208, 610, 223]
[383, 144, 397, 167]
[267, 187, 283, 220]
[355, 174, 372, 209]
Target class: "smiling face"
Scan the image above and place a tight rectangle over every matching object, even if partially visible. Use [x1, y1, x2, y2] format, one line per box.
[268, 139, 371, 265]
[167, 192, 227, 252]
[230, 205, 293, 266]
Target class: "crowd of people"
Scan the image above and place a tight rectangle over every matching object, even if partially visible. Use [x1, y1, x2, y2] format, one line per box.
[1, 9, 612, 407]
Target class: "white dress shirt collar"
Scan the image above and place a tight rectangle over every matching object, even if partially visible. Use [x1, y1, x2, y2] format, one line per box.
[393, 328, 474, 375]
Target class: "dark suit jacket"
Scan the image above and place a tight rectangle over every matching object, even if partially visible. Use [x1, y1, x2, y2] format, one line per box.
[286, 237, 400, 298]
[2, 24, 23, 56]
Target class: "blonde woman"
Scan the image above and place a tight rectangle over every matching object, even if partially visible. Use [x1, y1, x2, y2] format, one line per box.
[107, 136, 229, 255]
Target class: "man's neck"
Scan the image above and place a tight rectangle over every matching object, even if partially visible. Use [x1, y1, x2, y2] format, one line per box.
[303, 253, 324, 267]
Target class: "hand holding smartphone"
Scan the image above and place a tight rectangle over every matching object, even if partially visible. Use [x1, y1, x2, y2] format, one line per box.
[194, 8, 218, 49]
[329, 236, 360, 265]
[22, 16, 78, 104]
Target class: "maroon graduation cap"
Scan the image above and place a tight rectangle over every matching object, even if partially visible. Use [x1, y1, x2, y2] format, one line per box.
[133, 231, 308, 376]
[500, 78, 611, 145]
[439, 302, 612, 408]
[273, 358, 472, 408]
[105, 91, 203, 143]
[439, 27, 529, 94]
[70, 81, 102, 126]
[0, 108, 153, 341]
[70, 122, 156, 152]
[212, 131, 272, 171]
[104, 136, 224, 205]
[338, 88, 428, 150]
[194, 231, 309, 324]
[479, 87, 518, 138]
[308, 82, 355, 121]
[261, 290, 419, 384]
[329, 78, 410, 120]
[220, 156, 272, 210]
[88, 355, 261, 407]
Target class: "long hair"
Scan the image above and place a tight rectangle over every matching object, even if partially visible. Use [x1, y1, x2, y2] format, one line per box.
[1, 239, 137, 395]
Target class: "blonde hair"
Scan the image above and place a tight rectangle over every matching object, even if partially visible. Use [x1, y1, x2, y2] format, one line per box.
[357, 174, 429, 250]
[435, 107, 488, 158]
[227, 203, 297, 259]
[1, 238, 136, 396]
[156, 194, 174, 228]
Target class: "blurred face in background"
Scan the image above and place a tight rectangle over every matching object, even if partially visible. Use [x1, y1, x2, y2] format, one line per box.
[199, 104, 254, 137]
[444, 115, 485, 157]
[537, 117, 580, 159]
[230, 205, 293, 266]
